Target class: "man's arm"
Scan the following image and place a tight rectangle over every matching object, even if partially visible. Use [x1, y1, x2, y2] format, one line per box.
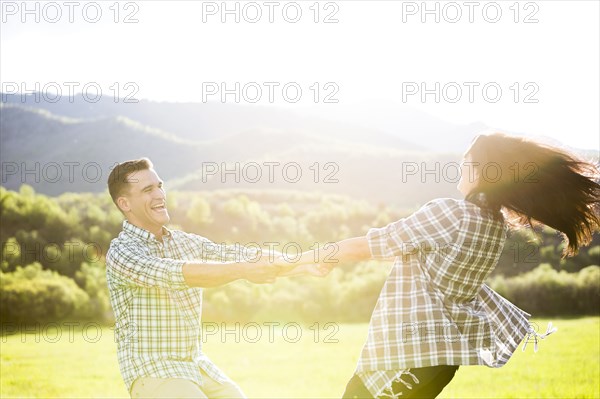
[185, 233, 279, 264]
[106, 243, 279, 289]
[183, 233, 295, 278]
[182, 258, 279, 287]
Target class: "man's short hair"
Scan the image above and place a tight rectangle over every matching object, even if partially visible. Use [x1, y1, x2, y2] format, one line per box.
[107, 158, 154, 209]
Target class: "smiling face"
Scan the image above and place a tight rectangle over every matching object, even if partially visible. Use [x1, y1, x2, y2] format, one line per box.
[116, 168, 169, 237]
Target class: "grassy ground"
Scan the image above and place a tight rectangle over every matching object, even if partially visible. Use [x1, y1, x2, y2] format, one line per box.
[0, 317, 598, 398]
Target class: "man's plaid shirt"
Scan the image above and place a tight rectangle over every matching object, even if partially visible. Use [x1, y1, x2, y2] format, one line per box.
[357, 198, 532, 397]
[105, 221, 256, 393]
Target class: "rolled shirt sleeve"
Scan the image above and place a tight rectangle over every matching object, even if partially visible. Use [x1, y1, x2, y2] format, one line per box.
[366, 198, 462, 259]
[106, 243, 188, 290]
[181, 232, 261, 263]
[204, 242, 260, 263]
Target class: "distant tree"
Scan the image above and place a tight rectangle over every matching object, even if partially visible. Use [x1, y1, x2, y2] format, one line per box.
[187, 197, 213, 229]
[0, 262, 89, 324]
[1, 237, 21, 272]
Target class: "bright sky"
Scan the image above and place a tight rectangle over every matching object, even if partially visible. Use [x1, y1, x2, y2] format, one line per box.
[1, 0, 599, 150]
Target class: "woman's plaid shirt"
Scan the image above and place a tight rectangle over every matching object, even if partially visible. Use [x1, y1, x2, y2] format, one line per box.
[357, 198, 532, 397]
[105, 221, 256, 393]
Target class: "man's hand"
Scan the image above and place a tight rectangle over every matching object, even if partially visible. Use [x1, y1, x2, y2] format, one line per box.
[241, 258, 281, 284]
[182, 250, 294, 287]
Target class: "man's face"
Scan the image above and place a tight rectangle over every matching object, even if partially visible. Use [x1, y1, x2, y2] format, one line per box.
[118, 168, 170, 232]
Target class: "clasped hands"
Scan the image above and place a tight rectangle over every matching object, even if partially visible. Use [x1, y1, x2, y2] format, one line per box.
[244, 250, 335, 284]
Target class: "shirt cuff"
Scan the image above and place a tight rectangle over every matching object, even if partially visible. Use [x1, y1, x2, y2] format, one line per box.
[167, 260, 189, 290]
[366, 226, 395, 259]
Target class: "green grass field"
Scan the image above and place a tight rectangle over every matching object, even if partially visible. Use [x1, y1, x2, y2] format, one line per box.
[1, 318, 598, 398]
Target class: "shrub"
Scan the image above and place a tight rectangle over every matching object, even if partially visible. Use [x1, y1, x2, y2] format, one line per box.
[0, 262, 89, 324]
[489, 264, 600, 316]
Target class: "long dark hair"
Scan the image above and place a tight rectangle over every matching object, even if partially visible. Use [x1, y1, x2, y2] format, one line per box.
[465, 133, 600, 257]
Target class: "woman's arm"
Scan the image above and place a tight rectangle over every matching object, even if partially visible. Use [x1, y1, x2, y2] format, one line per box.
[330, 236, 371, 262]
[277, 236, 371, 277]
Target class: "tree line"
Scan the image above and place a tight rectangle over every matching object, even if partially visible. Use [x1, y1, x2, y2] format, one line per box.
[1, 185, 598, 324]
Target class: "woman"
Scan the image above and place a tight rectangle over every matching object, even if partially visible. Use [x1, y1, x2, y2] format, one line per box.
[288, 132, 600, 398]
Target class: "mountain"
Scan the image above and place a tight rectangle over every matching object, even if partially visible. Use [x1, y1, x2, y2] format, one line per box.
[297, 101, 490, 153]
[1, 93, 498, 152]
[4, 93, 595, 155]
[8, 94, 591, 205]
[0, 103, 461, 204]
[0, 94, 424, 149]
[0, 104, 209, 195]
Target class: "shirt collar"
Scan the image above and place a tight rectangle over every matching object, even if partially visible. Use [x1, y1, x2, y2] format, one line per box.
[122, 220, 173, 242]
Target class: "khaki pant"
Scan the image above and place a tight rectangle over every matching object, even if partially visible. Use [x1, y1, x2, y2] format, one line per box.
[131, 367, 246, 399]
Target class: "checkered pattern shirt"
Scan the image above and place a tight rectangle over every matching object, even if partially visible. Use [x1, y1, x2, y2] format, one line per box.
[105, 221, 256, 394]
[357, 198, 532, 397]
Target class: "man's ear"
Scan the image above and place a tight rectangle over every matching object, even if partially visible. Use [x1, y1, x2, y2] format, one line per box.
[117, 196, 131, 213]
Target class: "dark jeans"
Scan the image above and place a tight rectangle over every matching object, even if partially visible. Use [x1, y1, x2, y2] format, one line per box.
[342, 365, 459, 399]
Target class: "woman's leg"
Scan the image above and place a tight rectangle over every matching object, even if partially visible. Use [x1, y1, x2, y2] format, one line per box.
[389, 366, 459, 399]
[342, 374, 374, 399]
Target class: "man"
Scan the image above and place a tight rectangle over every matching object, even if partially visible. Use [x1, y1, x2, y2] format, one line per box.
[105, 158, 308, 399]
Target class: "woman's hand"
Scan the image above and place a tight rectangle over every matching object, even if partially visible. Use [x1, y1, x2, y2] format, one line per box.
[270, 236, 371, 278]
[274, 254, 335, 278]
